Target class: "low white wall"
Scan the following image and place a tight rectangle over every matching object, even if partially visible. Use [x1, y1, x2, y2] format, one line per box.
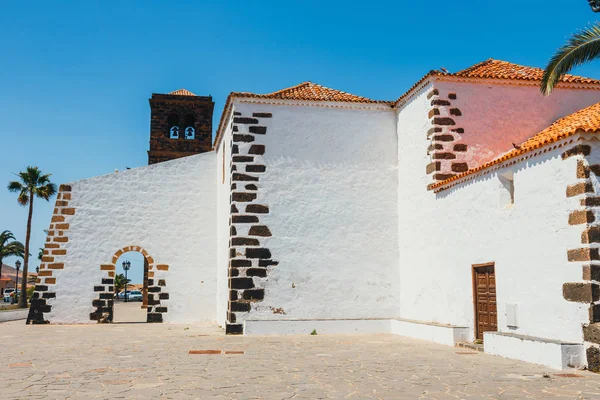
[244, 319, 391, 335]
[244, 318, 468, 346]
[390, 319, 469, 346]
[484, 331, 586, 370]
[47, 153, 217, 324]
[0, 309, 28, 322]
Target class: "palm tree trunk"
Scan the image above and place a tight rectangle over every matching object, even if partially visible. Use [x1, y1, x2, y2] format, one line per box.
[18, 193, 33, 308]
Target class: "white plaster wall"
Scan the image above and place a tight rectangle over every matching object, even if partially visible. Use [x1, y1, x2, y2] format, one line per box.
[397, 86, 588, 343]
[434, 80, 600, 167]
[232, 100, 400, 321]
[47, 153, 217, 323]
[216, 118, 233, 328]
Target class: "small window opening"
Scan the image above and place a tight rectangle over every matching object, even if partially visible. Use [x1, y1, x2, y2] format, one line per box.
[185, 126, 195, 139]
[498, 171, 515, 207]
[184, 115, 195, 139]
[168, 114, 179, 139]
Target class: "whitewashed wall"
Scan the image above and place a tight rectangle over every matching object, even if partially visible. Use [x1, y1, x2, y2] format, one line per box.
[216, 117, 233, 327]
[434, 80, 600, 167]
[232, 100, 400, 321]
[47, 153, 217, 323]
[397, 85, 588, 342]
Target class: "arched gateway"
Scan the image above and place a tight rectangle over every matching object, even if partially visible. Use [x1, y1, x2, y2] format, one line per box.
[90, 246, 169, 323]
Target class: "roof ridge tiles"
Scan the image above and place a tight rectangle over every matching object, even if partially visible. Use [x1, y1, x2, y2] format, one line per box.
[168, 88, 197, 96]
[454, 58, 495, 75]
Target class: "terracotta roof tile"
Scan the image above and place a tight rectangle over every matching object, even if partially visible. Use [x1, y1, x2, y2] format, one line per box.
[453, 59, 600, 84]
[169, 88, 197, 96]
[216, 59, 600, 149]
[395, 59, 600, 106]
[213, 82, 391, 149]
[230, 82, 390, 104]
[430, 101, 600, 190]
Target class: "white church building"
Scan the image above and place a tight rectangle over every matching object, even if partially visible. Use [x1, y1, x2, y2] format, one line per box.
[29, 59, 600, 371]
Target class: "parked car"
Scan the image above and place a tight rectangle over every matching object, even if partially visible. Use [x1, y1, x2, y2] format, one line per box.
[3, 289, 20, 303]
[115, 290, 143, 301]
[128, 290, 143, 302]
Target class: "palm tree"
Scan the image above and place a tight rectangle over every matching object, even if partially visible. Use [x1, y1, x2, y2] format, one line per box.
[7, 167, 57, 308]
[541, 23, 600, 95]
[0, 230, 24, 282]
[114, 273, 131, 299]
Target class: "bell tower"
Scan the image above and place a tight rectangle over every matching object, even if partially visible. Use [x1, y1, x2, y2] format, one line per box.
[148, 89, 214, 165]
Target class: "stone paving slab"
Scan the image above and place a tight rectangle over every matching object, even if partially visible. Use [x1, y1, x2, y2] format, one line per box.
[2, 320, 600, 399]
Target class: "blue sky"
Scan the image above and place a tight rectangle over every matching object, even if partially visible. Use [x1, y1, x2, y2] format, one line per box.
[1, 0, 599, 272]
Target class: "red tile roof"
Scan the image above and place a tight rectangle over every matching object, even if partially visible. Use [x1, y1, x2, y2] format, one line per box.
[213, 82, 390, 149]
[430, 101, 600, 190]
[215, 59, 600, 149]
[169, 88, 197, 96]
[395, 59, 600, 106]
[453, 59, 600, 84]
[230, 82, 390, 104]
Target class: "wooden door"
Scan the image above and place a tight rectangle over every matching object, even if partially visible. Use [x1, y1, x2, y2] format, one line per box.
[473, 263, 497, 340]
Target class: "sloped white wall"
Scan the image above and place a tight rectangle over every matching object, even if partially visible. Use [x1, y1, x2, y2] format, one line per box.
[232, 100, 400, 321]
[47, 152, 217, 323]
[435, 80, 600, 168]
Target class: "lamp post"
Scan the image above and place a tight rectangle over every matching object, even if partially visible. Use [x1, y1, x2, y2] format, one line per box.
[590, 0, 600, 12]
[14, 260, 21, 304]
[122, 260, 131, 303]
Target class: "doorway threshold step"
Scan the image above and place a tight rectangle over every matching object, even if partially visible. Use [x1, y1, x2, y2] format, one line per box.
[456, 342, 483, 352]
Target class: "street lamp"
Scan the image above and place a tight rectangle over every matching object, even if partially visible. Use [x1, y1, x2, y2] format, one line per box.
[590, 0, 600, 12]
[122, 260, 131, 303]
[14, 260, 21, 304]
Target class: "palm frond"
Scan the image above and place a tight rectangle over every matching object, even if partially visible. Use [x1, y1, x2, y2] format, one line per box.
[17, 192, 29, 206]
[541, 23, 600, 95]
[9, 167, 56, 205]
[0, 230, 24, 259]
[35, 182, 57, 201]
[0, 230, 16, 244]
[38, 173, 52, 185]
[3, 241, 25, 258]
[7, 181, 23, 193]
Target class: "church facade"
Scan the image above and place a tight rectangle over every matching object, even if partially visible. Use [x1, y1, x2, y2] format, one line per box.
[28, 59, 600, 371]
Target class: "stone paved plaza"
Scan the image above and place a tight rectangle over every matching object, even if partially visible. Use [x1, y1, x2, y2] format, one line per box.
[3, 305, 600, 399]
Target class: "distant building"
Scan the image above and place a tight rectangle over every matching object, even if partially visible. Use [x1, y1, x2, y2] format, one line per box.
[28, 59, 600, 371]
[0, 277, 14, 295]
